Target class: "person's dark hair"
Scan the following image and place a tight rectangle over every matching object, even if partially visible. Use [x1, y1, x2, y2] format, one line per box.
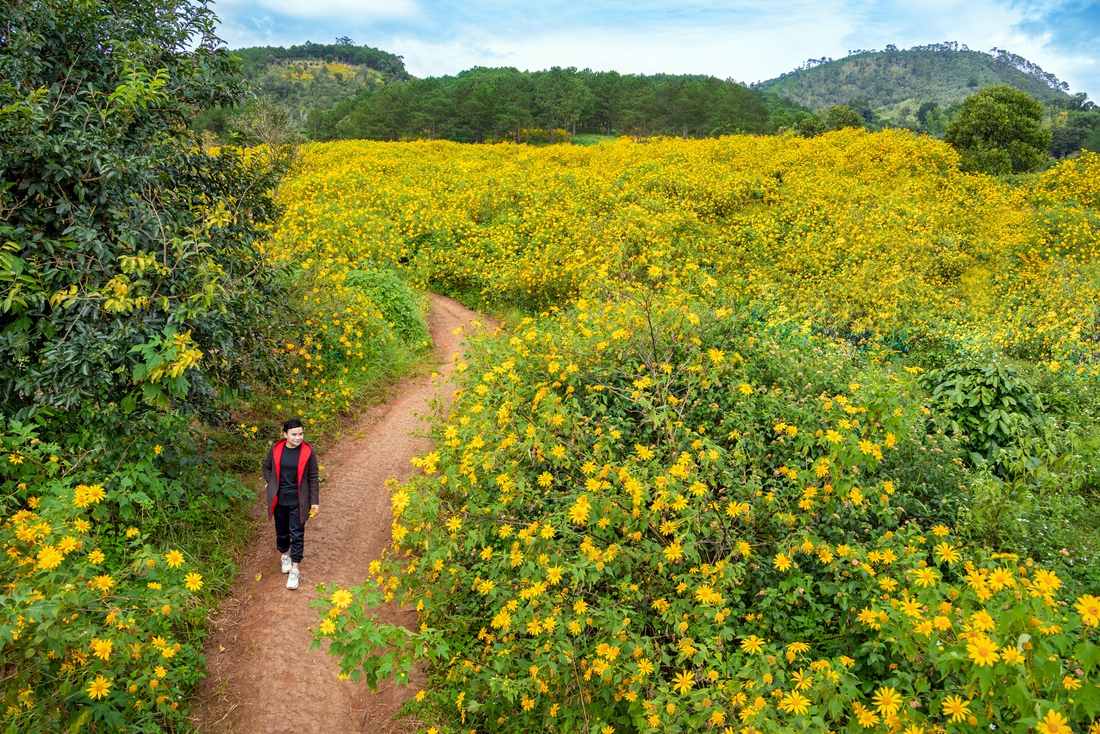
[282, 418, 304, 433]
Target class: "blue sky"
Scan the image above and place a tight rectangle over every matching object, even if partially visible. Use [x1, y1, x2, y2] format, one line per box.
[212, 0, 1100, 100]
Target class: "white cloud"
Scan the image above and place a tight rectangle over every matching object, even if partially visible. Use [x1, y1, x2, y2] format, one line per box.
[393, 3, 855, 83]
[216, 0, 419, 20]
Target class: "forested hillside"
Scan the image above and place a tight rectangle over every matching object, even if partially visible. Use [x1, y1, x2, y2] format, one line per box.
[192, 40, 409, 135]
[757, 43, 1073, 129]
[196, 38, 1099, 157]
[307, 66, 789, 143]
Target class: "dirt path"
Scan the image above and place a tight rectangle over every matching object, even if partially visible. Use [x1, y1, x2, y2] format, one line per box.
[192, 295, 489, 734]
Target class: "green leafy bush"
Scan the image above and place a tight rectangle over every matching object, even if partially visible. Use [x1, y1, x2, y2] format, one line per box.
[922, 362, 1044, 465]
[344, 269, 430, 345]
[944, 85, 1052, 174]
[0, 0, 285, 421]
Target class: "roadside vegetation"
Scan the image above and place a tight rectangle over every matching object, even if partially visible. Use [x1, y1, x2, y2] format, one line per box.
[0, 2, 428, 731]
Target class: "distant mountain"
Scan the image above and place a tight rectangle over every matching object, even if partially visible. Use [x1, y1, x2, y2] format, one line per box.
[757, 43, 1073, 127]
[195, 39, 1099, 155]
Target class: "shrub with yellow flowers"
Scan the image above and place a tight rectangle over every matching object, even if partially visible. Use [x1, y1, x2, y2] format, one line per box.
[262, 258, 430, 435]
[313, 277, 1100, 733]
[1, 422, 227, 731]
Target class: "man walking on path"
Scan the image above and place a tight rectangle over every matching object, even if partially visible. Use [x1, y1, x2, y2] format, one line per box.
[262, 418, 319, 589]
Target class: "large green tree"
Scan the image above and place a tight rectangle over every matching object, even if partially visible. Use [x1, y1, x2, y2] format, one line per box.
[824, 104, 865, 131]
[944, 85, 1052, 174]
[0, 0, 286, 424]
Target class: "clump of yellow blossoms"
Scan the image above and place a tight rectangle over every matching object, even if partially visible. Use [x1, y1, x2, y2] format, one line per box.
[317, 282, 1100, 733]
[1, 431, 206, 728]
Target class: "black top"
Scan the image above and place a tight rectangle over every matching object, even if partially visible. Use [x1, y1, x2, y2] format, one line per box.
[278, 444, 301, 505]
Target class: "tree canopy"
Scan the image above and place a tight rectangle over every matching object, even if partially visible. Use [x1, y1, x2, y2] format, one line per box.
[307, 66, 774, 143]
[0, 0, 286, 425]
[944, 85, 1052, 174]
[824, 105, 865, 131]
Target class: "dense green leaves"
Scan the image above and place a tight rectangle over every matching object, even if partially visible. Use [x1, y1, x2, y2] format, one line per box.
[344, 269, 429, 344]
[944, 85, 1052, 174]
[823, 105, 865, 131]
[922, 361, 1044, 465]
[307, 67, 773, 143]
[0, 0, 286, 424]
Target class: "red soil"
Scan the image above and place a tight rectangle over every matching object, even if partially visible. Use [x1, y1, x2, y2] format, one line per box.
[191, 295, 489, 733]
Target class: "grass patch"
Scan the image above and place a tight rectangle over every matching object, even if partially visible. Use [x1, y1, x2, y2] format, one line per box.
[571, 134, 618, 146]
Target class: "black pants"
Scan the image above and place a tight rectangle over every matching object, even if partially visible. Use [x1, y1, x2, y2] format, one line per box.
[274, 502, 305, 563]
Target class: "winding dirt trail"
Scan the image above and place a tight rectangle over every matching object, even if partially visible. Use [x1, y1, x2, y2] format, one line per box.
[192, 295, 489, 734]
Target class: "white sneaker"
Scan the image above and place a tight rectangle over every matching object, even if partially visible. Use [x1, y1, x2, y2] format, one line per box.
[280, 554, 292, 574]
[286, 567, 300, 590]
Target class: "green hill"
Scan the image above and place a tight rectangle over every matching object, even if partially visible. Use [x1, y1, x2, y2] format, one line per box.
[195, 39, 1098, 155]
[757, 43, 1073, 128]
[192, 40, 409, 136]
[307, 67, 773, 143]
[233, 40, 410, 109]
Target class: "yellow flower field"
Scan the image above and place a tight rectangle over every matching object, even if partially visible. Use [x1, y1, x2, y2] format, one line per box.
[315, 287, 1100, 734]
[276, 131, 1100, 372]
[284, 132, 1100, 733]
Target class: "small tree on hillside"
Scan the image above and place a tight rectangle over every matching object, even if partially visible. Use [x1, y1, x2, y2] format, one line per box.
[944, 85, 1051, 174]
[230, 96, 304, 197]
[824, 105, 865, 131]
[792, 112, 825, 137]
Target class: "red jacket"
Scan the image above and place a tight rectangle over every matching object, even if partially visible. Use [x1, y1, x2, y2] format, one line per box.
[261, 439, 319, 525]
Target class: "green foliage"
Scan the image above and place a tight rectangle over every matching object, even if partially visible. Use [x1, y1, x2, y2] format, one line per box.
[344, 269, 429, 345]
[190, 41, 409, 140]
[753, 91, 815, 134]
[953, 364, 1100, 593]
[824, 105, 864, 131]
[0, 0, 287, 424]
[792, 113, 826, 137]
[307, 67, 772, 143]
[1085, 125, 1100, 154]
[944, 85, 1052, 174]
[1049, 110, 1100, 158]
[914, 101, 951, 136]
[922, 362, 1044, 464]
[957, 461, 1100, 595]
